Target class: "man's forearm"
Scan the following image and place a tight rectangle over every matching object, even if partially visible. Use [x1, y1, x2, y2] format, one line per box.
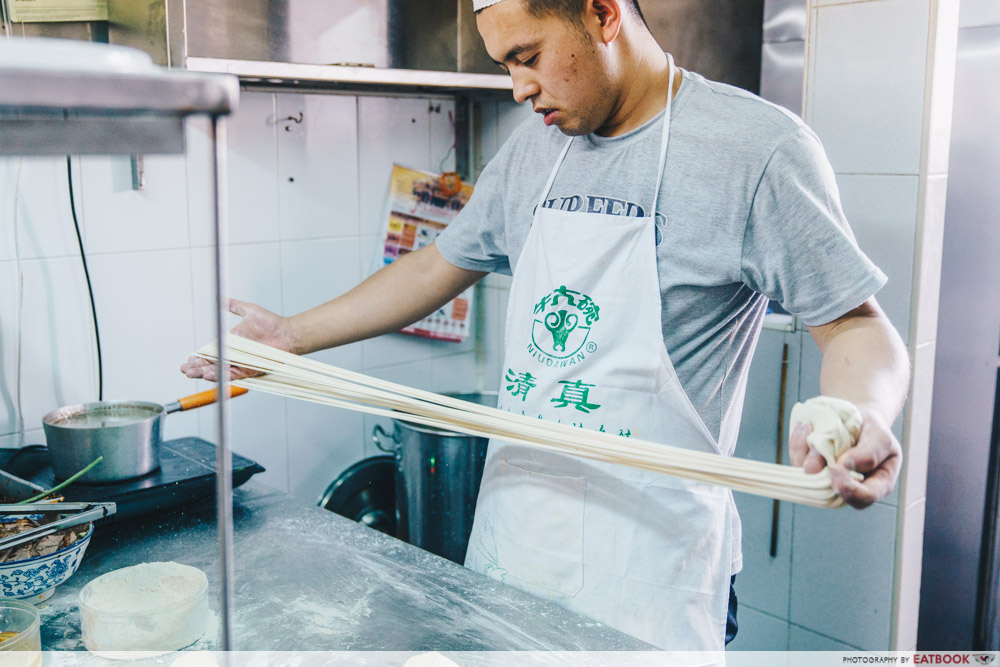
[286, 243, 486, 354]
[810, 300, 910, 424]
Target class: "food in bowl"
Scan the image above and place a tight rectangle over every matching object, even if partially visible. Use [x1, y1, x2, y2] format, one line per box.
[0, 524, 93, 603]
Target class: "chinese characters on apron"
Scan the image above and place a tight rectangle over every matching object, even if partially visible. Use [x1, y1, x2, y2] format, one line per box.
[465, 56, 734, 651]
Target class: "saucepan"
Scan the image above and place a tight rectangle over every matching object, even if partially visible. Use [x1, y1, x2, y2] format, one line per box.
[41, 387, 247, 483]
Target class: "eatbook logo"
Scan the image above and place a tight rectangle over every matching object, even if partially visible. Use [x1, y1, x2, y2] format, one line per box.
[528, 286, 600, 365]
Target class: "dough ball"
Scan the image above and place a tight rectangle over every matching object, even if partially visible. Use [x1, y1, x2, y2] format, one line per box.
[790, 396, 863, 466]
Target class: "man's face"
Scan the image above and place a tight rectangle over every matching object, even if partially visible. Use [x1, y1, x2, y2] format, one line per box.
[477, 0, 615, 136]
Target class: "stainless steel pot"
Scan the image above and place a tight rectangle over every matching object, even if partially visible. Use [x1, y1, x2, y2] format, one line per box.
[42, 387, 246, 483]
[372, 391, 495, 564]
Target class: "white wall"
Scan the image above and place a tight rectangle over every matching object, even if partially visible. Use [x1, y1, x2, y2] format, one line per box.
[0, 91, 529, 506]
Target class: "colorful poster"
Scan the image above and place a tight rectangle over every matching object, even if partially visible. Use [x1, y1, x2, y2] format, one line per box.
[377, 165, 475, 343]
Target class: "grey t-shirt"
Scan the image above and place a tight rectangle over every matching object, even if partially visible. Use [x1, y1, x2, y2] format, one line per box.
[437, 69, 886, 457]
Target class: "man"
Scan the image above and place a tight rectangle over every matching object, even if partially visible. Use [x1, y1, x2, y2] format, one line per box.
[183, 0, 909, 650]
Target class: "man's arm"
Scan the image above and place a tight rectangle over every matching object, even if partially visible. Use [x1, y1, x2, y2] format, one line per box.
[791, 297, 910, 508]
[181, 242, 486, 380]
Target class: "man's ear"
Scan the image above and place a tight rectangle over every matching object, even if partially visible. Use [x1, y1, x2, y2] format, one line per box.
[585, 0, 624, 44]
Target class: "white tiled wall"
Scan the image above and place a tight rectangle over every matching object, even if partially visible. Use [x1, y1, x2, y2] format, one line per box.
[0, 91, 530, 507]
[805, 0, 930, 176]
[795, 0, 958, 651]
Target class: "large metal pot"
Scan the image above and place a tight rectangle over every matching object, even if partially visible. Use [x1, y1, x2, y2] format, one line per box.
[42, 387, 246, 483]
[372, 391, 495, 564]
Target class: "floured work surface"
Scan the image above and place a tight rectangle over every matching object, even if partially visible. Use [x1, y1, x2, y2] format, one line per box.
[39, 482, 652, 652]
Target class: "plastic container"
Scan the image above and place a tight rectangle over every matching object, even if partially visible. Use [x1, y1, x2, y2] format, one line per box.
[78, 563, 209, 656]
[0, 599, 42, 666]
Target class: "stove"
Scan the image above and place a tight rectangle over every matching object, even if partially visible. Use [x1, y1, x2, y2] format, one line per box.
[2, 438, 264, 523]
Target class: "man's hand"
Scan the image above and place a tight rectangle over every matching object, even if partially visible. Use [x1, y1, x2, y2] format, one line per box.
[800, 298, 910, 509]
[789, 407, 903, 509]
[180, 298, 294, 381]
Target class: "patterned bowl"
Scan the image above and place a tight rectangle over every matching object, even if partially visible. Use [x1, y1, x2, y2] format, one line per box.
[0, 524, 93, 603]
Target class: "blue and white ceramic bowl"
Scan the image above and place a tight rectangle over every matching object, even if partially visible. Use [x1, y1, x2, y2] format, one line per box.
[0, 524, 93, 603]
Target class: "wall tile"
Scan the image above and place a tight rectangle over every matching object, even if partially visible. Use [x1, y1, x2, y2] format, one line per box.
[788, 624, 860, 650]
[431, 352, 480, 395]
[189, 242, 289, 484]
[85, 250, 196, 408]
[190, 243, 286, 345]
[189, 92, 280, 248]
[359, 234, 382, 279]
[362, 333, 452, 371]
[194, 391, 289, 494]
[902, 341, 934, 508]
[790, 501, 897, 648]
[959, 0, 1000, 30]
[286, 400, 365, 505]
[2, 157, 85, 261]
[280, 238, 364, 372]
[807, 0, 930, 175]
[4, 257, 98, 435]
[726, 606, 789, 651]
[912, 175, 948, 346]
[0, 159, 16, 262]
[358, 97, 433, 237]
[737, 329, 786, 462]
[893, 497, 926, 650]
[483, 273, 512, 290]
[276, 94, 360, 240]
[481, 286, 510, 392]
[79, 152, 189, 255]
[835, 174, 919, 344]
[733, 490, 793, 620]
[0, 428, 43, 449]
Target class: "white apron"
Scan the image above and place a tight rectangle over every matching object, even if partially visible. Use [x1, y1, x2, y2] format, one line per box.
[464, 58, 733, 651]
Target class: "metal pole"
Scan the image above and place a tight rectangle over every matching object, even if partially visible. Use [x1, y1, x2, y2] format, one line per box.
[209, 114, 235, 651]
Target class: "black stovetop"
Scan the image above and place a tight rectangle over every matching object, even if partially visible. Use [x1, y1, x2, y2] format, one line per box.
[2, 438, 264, 522]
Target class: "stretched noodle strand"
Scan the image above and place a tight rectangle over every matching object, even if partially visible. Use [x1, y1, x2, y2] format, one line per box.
[195, 336, 855, 508]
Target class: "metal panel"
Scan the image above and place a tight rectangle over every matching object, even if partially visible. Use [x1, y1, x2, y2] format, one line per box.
[919, 24, 1000, 650]
[760, 40, 804, 115]
[644, 0, 765, 93]
[764, 0, 807, 43]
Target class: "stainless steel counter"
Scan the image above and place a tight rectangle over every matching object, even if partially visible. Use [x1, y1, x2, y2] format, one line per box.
[39, 482, 652, 652]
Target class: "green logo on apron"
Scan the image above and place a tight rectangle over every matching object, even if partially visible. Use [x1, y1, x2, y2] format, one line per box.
[529, 286, 600, 364]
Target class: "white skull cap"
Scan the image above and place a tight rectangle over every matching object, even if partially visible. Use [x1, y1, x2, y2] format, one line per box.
[473, 0, 507, 11]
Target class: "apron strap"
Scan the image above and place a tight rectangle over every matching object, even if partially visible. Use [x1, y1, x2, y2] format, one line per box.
[650, 53, 676, 215]
[535, 136, 574, 211]
[535, 52, 678, 217]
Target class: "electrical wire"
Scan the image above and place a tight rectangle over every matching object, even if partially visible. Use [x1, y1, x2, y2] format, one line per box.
[66, 157, 103, 401]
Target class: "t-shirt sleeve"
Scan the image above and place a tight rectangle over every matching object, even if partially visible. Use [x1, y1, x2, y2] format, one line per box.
[434, 136, 516, 275]
[740, 125, 887, 326]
